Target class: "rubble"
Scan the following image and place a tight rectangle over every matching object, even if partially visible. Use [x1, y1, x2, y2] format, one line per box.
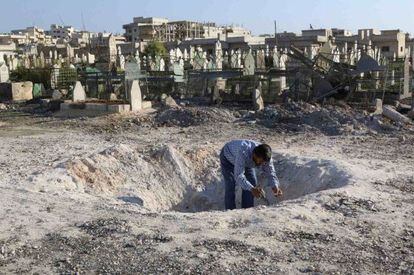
[155, 107, 235, 127]
[382, 105, 412, 124]
[245, 102, 368, 135]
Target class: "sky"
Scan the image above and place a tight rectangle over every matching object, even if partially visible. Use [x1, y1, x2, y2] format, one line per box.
[1, 0, 414, 35]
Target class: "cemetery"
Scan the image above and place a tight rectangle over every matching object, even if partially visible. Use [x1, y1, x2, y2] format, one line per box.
[1, 10, 414, 275]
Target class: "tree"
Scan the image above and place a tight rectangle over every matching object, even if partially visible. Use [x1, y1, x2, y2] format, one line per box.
[144, 41, 167, 58]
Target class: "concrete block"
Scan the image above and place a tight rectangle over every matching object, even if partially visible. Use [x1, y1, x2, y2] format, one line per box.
[60, 102, 86, 110]
[1, 82, 34, 101]
[142, 101, 152, 109]
[13, 82, 33, 101]
[60, 102, 71, 110]
[85, 103, 108, 112]
[108, 104, 131, 113]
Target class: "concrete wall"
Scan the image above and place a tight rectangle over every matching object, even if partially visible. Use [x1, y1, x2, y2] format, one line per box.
[0, 82, 33, 101]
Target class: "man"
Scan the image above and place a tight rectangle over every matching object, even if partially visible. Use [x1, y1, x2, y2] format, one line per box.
[220, 140, 283, 210]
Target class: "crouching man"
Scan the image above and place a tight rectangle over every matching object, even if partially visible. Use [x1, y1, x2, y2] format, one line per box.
[220, 139, 283, 210]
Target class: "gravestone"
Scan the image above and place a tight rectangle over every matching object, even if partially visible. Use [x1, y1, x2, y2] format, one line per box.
[215, 40, 223, 70]
[256, 50, 265, 69]
[230, 50, 237, 68]
[0, 63, 9, 83]
[39, 52, 45, 68]
[236, 50, 242, 68]
[319, 41, 334, 60]
[72, 81, 86, 102]
[403, 55, 410, 97]
[223, 51, 229, 68]
[50, 64, 60, 89]
[253, 88, 264, 111]
[176, 48, 183, 59]
[173, 62, 184, 82]
[193, 52, 205, 70]
[81, 54, 87, 63]
[148, 56, 156, 71]
[119, 54, 125, 70]
[272, 47, 280, 68]
[125, 57, 141, 80]
[169, 49, 175, 65]
[189, 46, 195, 60]
[207, 58, 215, 71]
[129, 80, 142, 111]
[159, 58, 165, 71]
[243, 51, 255, 76]
[87, 53, 95, 64]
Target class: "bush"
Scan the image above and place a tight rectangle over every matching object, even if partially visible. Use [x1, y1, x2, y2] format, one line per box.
[10, 66, 52, 88]
[144, 41, 167, 58]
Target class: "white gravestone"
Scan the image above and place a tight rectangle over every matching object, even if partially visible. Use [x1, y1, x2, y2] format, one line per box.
[129, 80, 142, 111]
[72, 81, 86, 102]
[243, 50, 255, 76]
[0, 63, 10, 83]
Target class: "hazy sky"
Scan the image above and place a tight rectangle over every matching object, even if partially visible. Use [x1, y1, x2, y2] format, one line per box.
[1, 0, 414, 35]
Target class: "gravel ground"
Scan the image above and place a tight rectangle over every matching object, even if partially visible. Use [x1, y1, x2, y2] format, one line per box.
[0, 104, 414, 274]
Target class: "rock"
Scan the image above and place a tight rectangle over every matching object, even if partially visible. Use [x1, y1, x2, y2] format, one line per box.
[109, 93, 117, 101]
[0, 103, 7, 110]
[383, 105, 411, 124]
[161, 94, 179, 108]
[52, 90, 62, 100]
[196, 253, 208, 259]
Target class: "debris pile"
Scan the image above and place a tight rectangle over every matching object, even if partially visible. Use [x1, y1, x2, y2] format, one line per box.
[247, 101, 413, 135]
[155, 107, 235, 127]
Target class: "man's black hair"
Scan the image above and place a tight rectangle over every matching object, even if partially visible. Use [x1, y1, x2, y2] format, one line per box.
[253, 144, 272, 162]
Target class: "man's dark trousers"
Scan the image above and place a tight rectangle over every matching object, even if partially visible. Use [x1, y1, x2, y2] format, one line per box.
[220, 150, 257, 210]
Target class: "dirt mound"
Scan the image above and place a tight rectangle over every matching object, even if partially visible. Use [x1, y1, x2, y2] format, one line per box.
[31, 143, 351, 212]
[155, 107, 235, 127]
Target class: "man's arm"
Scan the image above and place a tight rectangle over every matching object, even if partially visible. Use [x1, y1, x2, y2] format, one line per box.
[262, 158, 280, 189]
[234, 151, 254, 191]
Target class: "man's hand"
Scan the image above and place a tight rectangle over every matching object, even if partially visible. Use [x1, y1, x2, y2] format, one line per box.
[272, 186, 283, 197]
[251, 186, 264, 198]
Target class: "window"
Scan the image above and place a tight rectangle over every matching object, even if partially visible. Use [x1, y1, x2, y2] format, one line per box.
[401, 46, 403, 52]
[381, 46, 390, 52]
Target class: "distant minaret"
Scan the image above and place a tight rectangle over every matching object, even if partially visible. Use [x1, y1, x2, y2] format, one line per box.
[274, 20, 278, 46]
